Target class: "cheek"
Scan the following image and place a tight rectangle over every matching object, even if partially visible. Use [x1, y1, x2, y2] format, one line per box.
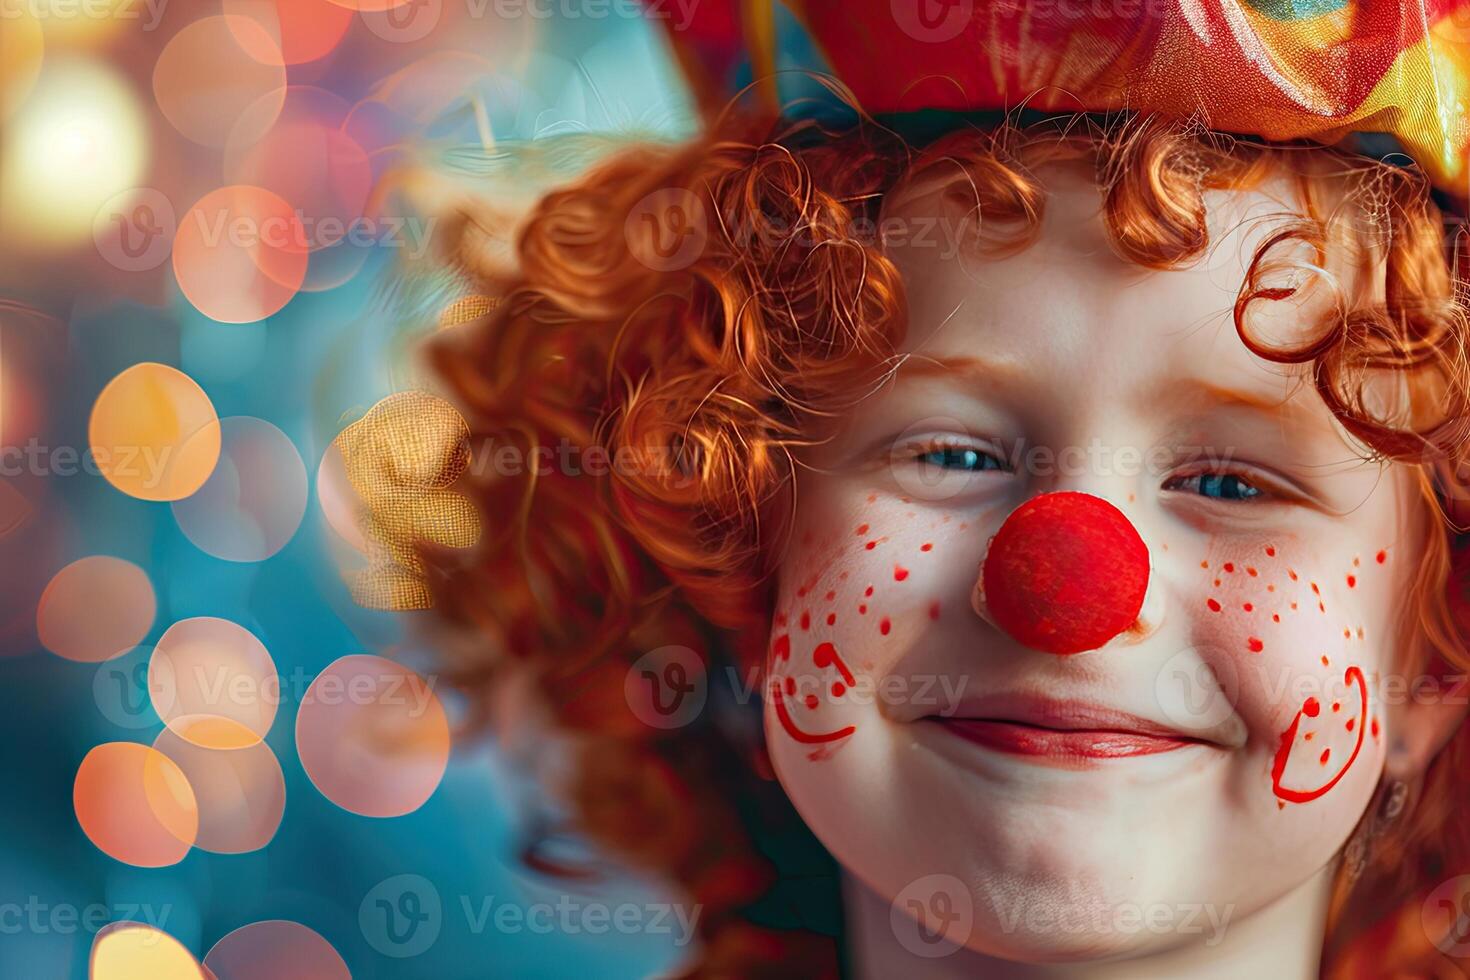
[1194, 541, 1391, 805]
[766, 504, 969, 754]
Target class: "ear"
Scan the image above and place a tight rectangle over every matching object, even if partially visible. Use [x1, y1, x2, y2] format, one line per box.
[1381, 656, 1470, 781]
[1384, 537, 1470, 780]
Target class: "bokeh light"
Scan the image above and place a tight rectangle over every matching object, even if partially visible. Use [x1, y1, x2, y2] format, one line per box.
[152, 726, 286, 855]
[0, 57, 147, 248]
[315, 438, 369, 553]
[149, 617, 278, 749]
[203, 920, 350, 980]
[88, 363, 222, 502]
[223, 88, 373, 260]
[173, 185, 309, 324]
[171, 417, 308, 563]
[152, 16, 286, 148]
[37, 556, 156, 663]
[322, 0, 416, 11]
[26, 0, 140, 47]
[89, 922, 208, 980]
[296, 654, 450, 817]
[223, 0, 354, 66]
[0, 2, 44, 120]
[73, 742, 199, 868]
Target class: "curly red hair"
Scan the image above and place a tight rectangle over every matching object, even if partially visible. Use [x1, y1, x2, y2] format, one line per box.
[423, 109, 1470, 977]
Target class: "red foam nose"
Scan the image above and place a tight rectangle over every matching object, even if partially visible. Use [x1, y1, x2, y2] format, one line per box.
[982, 491, 1150, 655]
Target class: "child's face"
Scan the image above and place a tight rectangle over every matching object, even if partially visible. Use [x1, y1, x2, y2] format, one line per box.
[764, 164, 1423, 959]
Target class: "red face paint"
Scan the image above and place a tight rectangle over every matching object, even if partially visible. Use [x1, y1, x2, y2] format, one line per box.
[981, 492, 1150, 655]
[768, 633, 856, 746]
[1271, 665, 1367, 805]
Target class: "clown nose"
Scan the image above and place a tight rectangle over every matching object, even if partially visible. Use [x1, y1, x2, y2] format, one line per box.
[978, 491, 1150, 655]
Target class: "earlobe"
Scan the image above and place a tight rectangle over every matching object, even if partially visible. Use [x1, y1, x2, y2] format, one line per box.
[1380, 653, 1470, 782]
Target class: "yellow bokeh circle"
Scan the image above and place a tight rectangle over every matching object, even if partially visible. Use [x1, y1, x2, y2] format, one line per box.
[89, 363, 221, 502]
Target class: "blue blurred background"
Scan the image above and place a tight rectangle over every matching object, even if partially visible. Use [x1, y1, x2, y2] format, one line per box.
[0, 3, 704, 976]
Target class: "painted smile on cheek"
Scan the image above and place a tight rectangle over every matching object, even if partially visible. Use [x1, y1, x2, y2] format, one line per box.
[770, 512, 951, 755]
[1200, 543, 1388, 804]
[769, 633, 857, 746]
[1271, 665, 1369, 806]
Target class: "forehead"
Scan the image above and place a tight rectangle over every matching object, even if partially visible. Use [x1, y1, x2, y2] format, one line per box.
[880, 161, 1354, 420]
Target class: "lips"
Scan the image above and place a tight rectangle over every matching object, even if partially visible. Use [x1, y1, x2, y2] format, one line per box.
[922, 694, 1212, 762]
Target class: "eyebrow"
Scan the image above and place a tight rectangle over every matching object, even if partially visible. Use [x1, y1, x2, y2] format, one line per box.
[892, 352, 1027, 384]
[894, 352, 1327, 427]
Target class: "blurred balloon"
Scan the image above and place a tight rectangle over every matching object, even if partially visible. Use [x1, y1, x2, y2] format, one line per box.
[0, 57, 147, 249]
[172, 417, 308, 562]
[73, 742, 199, 868]
[37, 555, 156, 663]
[89, 362, 222, 501]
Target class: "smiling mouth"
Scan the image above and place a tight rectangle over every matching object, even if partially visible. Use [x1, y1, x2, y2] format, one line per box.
[925, 717, 1204, 760]
[918, 695, 1214, 763]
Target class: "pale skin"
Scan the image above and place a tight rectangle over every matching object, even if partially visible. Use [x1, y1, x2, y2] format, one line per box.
[762, 161, 1468, 977]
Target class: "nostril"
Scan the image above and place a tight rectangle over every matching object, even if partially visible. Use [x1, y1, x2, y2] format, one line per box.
[978, 491, 1151, 655]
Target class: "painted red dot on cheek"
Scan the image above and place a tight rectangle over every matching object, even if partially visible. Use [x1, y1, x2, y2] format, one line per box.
[894, 565, 909, 582]
[1207, 598, 1221, 612]
[1247, 637, 1264, 653]
[1346, 575, 1356, 588]
[981, 492, 1150, 655]
[1303, 697, 1320, 717]
[879, 617, 891, 635]
[920, 542, 933, 552]
[1376, 550, 1387, 564]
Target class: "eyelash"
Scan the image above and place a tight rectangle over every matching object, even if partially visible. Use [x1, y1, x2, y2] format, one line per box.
[906, 439, 1275, 503]
[911, 440, 1006, 473]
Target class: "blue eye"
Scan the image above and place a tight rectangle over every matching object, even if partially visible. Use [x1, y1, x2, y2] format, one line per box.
[1173, 473, 1263, 501]
[916, 447, 1003, 472]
